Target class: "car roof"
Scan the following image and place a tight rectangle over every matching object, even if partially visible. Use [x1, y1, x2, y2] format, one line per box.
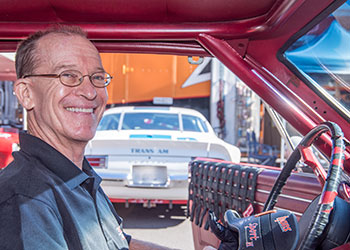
[0, 0, 276, 23]
[0, 0, 336, 55]
[104, 106, 207, 118]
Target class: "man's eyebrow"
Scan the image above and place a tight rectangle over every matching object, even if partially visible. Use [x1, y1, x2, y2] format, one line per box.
[96, 67, 105, 72]
[53, 64, 76, 73]
[52, 65, 106, 73]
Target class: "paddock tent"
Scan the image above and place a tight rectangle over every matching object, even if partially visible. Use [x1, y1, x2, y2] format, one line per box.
[285, 20, 350, 74]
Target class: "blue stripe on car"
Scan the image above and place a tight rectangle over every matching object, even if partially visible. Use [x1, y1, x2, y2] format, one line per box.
[129, 134, 172, 139]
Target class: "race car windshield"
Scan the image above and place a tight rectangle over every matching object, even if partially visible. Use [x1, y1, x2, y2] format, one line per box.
[122, 112, 180, 131]
[284, 0, 350, 118]
[118, 112, 209, 132]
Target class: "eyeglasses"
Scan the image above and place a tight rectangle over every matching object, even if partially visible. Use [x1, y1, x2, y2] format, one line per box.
[23, 70, 113, 88]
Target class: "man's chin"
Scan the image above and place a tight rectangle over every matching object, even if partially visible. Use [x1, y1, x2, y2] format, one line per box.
[68, 131, 96, 144]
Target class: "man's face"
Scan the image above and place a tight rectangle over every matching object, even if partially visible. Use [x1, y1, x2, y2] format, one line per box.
[28, 34, 108, 145]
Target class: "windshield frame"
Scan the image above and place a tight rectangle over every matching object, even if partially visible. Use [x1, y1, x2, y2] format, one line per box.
[277, 0, 350, 123]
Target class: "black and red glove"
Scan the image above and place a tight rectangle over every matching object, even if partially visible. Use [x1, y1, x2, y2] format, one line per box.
[208, 210, 239, 250]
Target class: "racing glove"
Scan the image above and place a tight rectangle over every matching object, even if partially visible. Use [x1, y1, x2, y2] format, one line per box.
[208, 210, 239, 250]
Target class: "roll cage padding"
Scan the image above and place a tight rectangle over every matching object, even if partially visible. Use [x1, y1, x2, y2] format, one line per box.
[263, 121, 345, 250]
[188, 160, 261, 230]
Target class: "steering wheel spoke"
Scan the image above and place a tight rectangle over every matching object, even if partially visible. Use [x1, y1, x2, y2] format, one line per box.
[300, 146, 327, 186]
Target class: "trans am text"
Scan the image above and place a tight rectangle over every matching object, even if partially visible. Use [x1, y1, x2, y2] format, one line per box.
[131, 148, 169, 154]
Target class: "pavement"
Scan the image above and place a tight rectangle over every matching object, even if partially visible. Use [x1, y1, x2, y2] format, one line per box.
[113, 203, 195, 250]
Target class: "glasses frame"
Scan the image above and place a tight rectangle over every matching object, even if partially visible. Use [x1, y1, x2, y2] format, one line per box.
[22, 70, 113, 88]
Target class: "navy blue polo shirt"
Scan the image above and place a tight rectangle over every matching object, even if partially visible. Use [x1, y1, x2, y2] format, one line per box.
[0, 132, 130, 250]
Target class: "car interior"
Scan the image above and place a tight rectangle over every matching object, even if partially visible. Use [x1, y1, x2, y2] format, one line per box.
[1, 0, 350, 249]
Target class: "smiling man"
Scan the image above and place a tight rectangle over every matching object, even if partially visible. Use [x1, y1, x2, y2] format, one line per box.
[0, 26, 172, 250]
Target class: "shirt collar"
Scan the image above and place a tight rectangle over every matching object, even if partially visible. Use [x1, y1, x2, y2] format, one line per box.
[82, 158, 102, 187]
[19, 132, 91, 189]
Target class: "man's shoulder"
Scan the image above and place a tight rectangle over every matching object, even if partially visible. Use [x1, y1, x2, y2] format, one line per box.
[0, 151, 56, 204]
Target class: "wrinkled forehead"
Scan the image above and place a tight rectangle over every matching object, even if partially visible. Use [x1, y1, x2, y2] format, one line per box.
[35, 33, 102, 72]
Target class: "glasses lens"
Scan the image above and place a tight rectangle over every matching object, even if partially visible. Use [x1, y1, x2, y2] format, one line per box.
[91, 72, 112, 87]
[60, 70, 82, 86]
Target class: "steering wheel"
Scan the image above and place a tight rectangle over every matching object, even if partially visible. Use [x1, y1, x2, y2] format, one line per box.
[263, 122, 346, 250]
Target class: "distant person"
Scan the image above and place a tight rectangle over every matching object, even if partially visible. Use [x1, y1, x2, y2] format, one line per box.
[0, 25, 172, 250]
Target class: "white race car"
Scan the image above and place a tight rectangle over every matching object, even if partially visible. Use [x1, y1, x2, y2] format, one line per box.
[85, 106, 240, 206]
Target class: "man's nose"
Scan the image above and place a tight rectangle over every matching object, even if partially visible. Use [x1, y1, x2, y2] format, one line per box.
[77, 75, 97, 100]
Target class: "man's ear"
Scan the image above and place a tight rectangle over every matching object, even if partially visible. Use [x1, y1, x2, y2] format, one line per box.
[13, 78, 35, 110]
